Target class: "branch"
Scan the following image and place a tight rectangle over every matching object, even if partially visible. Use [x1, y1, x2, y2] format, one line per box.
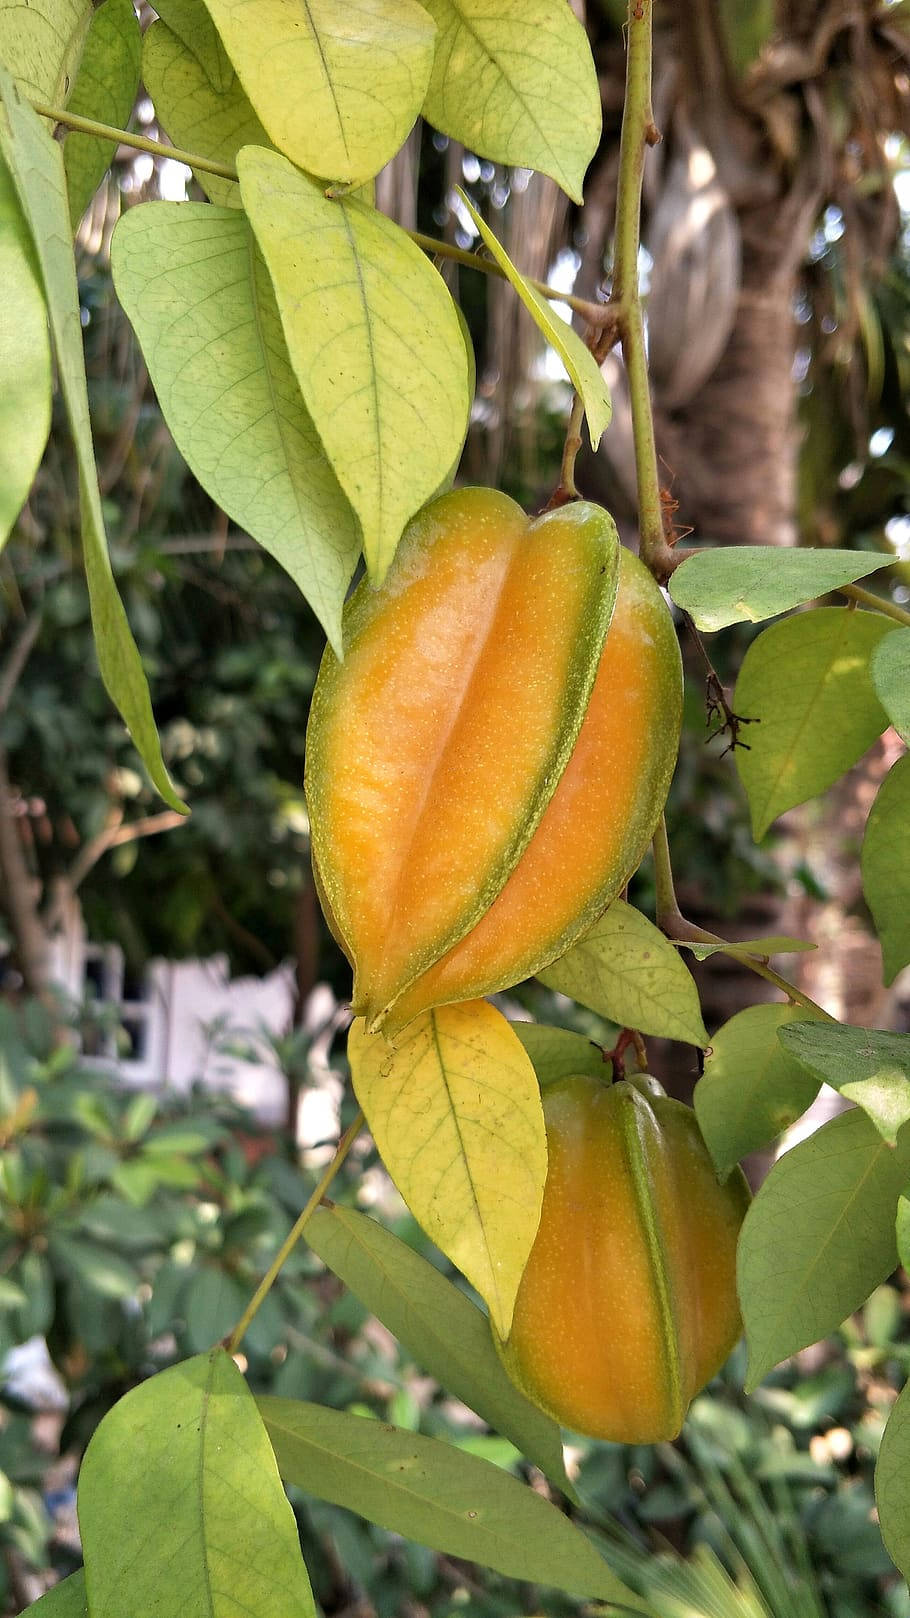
[0, 612, 41, 719]
[0, 745, 48, 995]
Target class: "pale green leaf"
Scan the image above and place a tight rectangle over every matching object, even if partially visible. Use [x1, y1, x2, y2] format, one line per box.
[678, 935, 815, 961]
[111, 202, 360, 654]
[871, 626, 910, 744]
[239, 146, 469, 583]
[457, 188, 610, 450]
[63, 0, 141, 226]
[305, 1203, 573, 1496]
[421, 0, 600, 203]
[260, 1397, 650, 1611]
[0, 0, 91, 103]
[153, 0, 231, 87]
[877, 1378, 910, 1583]
[347, 1000, 547, 1338]
[739, 1108, 910, 1390]
[863, 755, 910, 984]
[897, 1193, 910, 1272]
[693, 1003, 824, 1180]
[539, 900, 708, 1047]
[733, 608, 896, 838]
[778, 1020, 910, 1147]
[511, 1021, 609, 1088]
[0, 155, 51, 549]
[79, 1350, 316, 1618]
[142, 20, 270, 207]
[0, 68, 184, 810]
[200, 0, 435, 183]
[668, 546, 890, 632]
[17, 1572, 86, 1617]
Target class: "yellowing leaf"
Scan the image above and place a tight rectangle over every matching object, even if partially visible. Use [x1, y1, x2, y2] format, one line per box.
[0, 156, 51, 550]
[111, 203, 360, 655]
[239, 146, 470, 583]
[540, 900, 708, 1047]
[199, 0, 435, 183]
[0, 67, 184, 811]
[63, 0, 141, 227]
[0, 0, 92, 103]
[734, 608, 896, 839]
[142, 17, 271, 208]
[421, 0, 600, 203]
[347, 1000, 547, 1338]
[457, 189, 610, 450]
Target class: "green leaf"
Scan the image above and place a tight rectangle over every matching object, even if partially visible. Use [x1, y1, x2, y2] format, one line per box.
[260, 1398, 650, 1611]
[0, 155, 51, 550]
[17, 1571, 87, 1617]
[111, 202, 360, 654]
[238, 146, 470, 584]
[733, 608, 896, 838]
[153, 0, 229, 85]
[79, 1350, 317, 1618]
[183, 1264, 248, 1353]
[48, 1234, 138, 1298]
[347, 1000, 547, 1339]
[897, 1193, 910, 1272]
[305, 1203, 573, 1496]
[862, 754, 910, 985]
[668, 546, 890, 632]
[876, 1378, 910, 1582]
[63, 0, 141, 226]
[510, 1022, 609, 1088]
[142, 20, 270, 207]
[539, 900, 708, 1047]
[199, 0, 435, 183]
[871, 626, 910, 744]
[0, 70, 184, 810]
[421, 0, 600, 203]
[778, 1020, 910, 1147]
[677, 935, 815, 961]
[739, 1107, 910, 1390]
[693, 1003, 824, 1179]
[457, 188, 610, 449]
[0, 0, 92, 103]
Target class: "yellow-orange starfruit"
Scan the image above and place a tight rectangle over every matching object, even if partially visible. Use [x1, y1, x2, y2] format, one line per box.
[499, 1073, 750, 1443]
[305, 487, 682, 1035]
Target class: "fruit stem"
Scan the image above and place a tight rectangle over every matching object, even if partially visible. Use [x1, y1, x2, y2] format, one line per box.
[225, 1109, 364, 1353]
[611, 3, 684, 583]
[652, 816, 836, 1021]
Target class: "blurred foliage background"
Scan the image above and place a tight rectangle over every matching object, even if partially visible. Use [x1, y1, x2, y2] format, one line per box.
[1, 0, 910, 1612]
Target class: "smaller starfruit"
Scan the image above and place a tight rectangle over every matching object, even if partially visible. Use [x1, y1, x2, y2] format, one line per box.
[498, 1073, 750, 1443]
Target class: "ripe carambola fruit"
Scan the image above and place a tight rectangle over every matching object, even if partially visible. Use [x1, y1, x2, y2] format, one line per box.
[306, 487, 682, 1035]
[499, 1073, 750, 1443]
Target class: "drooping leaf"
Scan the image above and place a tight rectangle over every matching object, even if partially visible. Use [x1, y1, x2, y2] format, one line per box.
[668, 546, 890, 632]
[347, 1000, 547, 1339]
[871, 626, 910, 744]
[862, 754, 910, 985]
[733, 608, 896, 838]
[511, 1022, 609, 1088]
[78, 1350, 317, 1618]
[0, 68, 184, 810]
[260, 1398, 650, 1611]
[239, 146, 469, 584]
[457, 188, 610, 449]
[17, 1571, 87, 1617]
[739, 1107, 910, 1390]
[305, 1203, 573, 1495]
[421, 0, 600, 203]
[199, 0, 435, 183]
[0, 0, 92, 103]
[693, 1003, 824, 1180]
[778, 1020, 910, 1147]
[111, 202, 360, 655]
[142, 20, 269, 207]
[539, 900, 708, 1047]
[877, 1378, 910, 1584]
[678, 935, 815, 961]
[63, 0, 141, 226]
[0, 155, 51, 550]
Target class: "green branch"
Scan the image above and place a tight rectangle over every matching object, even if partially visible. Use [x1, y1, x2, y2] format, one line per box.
[31, 99, 238, 182]
[840, 581, 910, 627]
[227, 1108, 364, 1353]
